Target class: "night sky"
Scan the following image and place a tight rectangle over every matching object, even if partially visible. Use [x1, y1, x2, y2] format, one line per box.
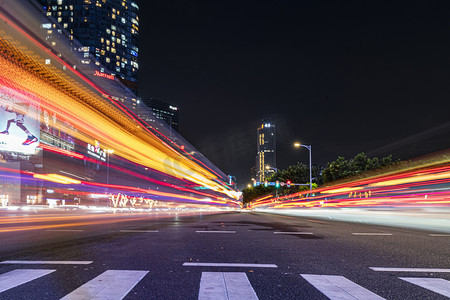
[136, 0, 450, 188]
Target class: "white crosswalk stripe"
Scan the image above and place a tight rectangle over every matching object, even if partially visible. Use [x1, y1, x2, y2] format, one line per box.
[400, 277, 450, 298]
[1, 267, 449, 299]
[199, 272, 258, 300]
[301, 274, 385, 300]
[0, 269, 55, 293]
[60, 270, 148, 300]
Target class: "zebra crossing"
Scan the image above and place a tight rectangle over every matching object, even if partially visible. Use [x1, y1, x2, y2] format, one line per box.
[0, 266, 449, 299]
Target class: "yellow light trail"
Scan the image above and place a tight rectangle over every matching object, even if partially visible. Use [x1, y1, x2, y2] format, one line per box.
[0, 9, 240, 202]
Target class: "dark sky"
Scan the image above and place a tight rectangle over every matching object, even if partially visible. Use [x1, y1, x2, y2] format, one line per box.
[136, 0, 450, 188]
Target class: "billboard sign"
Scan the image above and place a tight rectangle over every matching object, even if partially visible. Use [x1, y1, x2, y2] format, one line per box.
[0, 86, 40, 154]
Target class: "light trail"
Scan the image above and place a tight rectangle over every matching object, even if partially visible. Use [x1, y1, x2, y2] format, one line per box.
[250, 164, 450, 209]
[0, 2, 241, 209]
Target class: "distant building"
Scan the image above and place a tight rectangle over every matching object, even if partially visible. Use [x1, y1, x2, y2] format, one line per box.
[138, 98, 179, 133]
[40, 0, 140, 95]
[256, 119, 276, 182]
[250, 166, 257, 182]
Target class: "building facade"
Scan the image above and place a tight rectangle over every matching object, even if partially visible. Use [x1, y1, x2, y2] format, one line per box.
[256, 119, 276, 182]
[139, 98, 179, 133]
[40, 0, 140, 94]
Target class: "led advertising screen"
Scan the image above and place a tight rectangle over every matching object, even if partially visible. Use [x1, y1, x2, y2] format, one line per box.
[0, 86, 40, 155]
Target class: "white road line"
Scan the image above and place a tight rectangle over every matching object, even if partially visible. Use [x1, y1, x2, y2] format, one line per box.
[199, 272, 258, 300]
[352, 233, 393, 236]
[428, 234, 450, 237]
[183, 263, 277, 268]
[196, 231, 236, 233]
[301, 274, 385, 300]
[0, 261, 93, 265]
[119, 230, 159, 233]
[0, 269, 55, 293]
[274, 232, 314, 235]
[61, 270, 148, 300]
[400, 277, 450, 297]
[46, 230, 84, 232]
[370, 267, 450, 273]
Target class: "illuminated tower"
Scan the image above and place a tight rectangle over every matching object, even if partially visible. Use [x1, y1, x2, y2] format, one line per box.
[256, 119, 276, 182]
[40, 0, 140, 93]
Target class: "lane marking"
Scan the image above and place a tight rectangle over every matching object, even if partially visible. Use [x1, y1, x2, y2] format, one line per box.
[400, 277, 450, 298]
[45, 230, 84, 232]
[183, 263, 277, 268]
[61, 270, 148, 300]
[1, 260, 93, 265]
[370, 267, 450, 273]
[274, 232, 314, 235]
[0, 269, 55, 293]
[119, 230, 159, 233]
[199, 272, 259, 300]
[196, 231, 236, 234]
[301, 274, 385, 300]
[428, 234, 450, 237]
[352, 233, 393, 236]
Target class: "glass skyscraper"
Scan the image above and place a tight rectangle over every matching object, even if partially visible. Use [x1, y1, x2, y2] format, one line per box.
[40, 0, 139, 93]
[256, 119, 276, 182]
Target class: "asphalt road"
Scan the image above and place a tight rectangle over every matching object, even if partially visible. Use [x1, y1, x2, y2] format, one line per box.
[0, 210, 449, 299]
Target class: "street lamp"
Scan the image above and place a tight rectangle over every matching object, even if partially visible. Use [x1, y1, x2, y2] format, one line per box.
[106, 149, 114, 194]
[265, 165, 278, 172]
[294, 142, 312, 191]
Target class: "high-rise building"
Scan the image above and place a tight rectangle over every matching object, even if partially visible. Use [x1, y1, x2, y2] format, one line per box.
[138, 98, 179, 133]
[40, 0, 140, 93]
[256, 119, 276, 182]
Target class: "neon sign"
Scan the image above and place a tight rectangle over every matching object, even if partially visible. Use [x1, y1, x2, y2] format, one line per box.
[94, 70, 115, 80]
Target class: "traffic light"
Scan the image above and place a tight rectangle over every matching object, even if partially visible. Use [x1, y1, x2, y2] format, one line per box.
[253, 180, 257, 187]
[275, 181, 280, 188]
[287, 180, 291, 187]
[264, 180, 268, 187]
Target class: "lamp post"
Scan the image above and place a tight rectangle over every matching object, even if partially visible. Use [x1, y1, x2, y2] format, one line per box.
[265, 166, 279, 197]
[294, 142, 312, 191]
[265, 165, 278, 173]
[106, 149, 114, 194]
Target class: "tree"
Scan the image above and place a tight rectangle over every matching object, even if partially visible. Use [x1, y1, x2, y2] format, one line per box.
[322, 153, 396, 183]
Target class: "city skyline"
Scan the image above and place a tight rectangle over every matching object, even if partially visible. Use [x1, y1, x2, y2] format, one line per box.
[136, 0, 450, 188]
